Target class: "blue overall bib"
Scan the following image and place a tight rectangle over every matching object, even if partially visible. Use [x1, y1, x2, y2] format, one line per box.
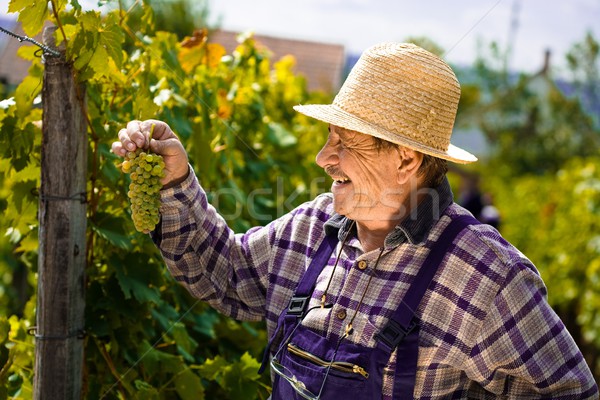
[261, 215, 478, 399]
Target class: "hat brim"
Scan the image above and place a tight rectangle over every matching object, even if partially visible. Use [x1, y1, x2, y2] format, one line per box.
[294, 104, 477, 164]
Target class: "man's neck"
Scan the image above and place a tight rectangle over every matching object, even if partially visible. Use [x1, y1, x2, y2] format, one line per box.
[355, 221, 396, 252]
[354, 185, 431, 252]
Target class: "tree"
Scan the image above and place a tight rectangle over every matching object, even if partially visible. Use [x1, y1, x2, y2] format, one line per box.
[463, 38, 600, 176]
[566, 31, 600, 128]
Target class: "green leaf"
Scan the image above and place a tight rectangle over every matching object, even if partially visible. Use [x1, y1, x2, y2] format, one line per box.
[99, 13, 125, 69]
[114, 257, 161, 304]
[175, 368, 205, 400]
[197, 355, 229, 380]
[267, 122, 297, 148]
[170, 322, 198, 360]
[7, 180, 36, 217]
[11, 163, 40, 182]
[139, 341, 184, 376]
[87, 45, 109, 77]
[16, 45, 41, 62]
[239, 352, 261, 380]
[9, 0, 48, 36]
[2, 121, 36, 171]
[92, 212, 133, 250]
[190, 309, 219, 339]
[54, 0, 69, 14]
[221, 354, 262, 400]
[140, 3, 155, 32]
[133, 94, 160, 120]
[133, 380, 159, 399]
[72, 47, 95, 72]
[14, 75, 42, 119]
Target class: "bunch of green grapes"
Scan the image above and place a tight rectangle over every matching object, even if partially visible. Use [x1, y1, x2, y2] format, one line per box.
[121, 149, 165, 232]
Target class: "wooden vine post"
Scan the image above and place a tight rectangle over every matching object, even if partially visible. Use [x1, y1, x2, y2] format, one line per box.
[33, 26, 87, 399]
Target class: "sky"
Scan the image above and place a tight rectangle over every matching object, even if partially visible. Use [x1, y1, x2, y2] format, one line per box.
[204, 0, 599, 75]
[1, 0, 599, 74]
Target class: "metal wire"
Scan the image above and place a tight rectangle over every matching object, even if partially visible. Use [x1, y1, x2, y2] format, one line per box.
[0, 25, 61, 58]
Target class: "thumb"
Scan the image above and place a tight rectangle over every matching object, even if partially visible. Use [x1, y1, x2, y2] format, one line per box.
[149, 138, 165, 155]
[149, 138, 182, 156]
[149, 138, 188, 162]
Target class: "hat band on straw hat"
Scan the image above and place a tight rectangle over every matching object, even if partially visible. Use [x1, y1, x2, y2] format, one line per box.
[294, 42, 477, 164]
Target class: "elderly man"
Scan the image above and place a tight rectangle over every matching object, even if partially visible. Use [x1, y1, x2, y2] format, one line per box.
[113, 43, 598, 399]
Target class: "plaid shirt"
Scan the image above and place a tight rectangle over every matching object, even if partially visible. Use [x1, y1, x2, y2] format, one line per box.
[153, 172, 598, 399]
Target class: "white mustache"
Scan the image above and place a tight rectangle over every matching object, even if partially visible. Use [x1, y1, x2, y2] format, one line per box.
[325, 166, 350, 180]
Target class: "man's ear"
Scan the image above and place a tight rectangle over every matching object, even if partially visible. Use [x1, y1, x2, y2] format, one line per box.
[396, 147, 423, 185]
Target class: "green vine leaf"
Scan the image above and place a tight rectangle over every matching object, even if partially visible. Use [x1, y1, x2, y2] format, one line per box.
[92, 213, 133, 251]
[8, 0, 48, 36]
[14, 75, 42, 120]
[175, 368, 205, 400]
[99, 12, 125, 69]
[140, 340, 185, 376]
[114, 260, 161, 304]
[0, 2, 329, 397]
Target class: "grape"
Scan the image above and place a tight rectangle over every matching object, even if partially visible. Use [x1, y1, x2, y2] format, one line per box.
[121, 148, 165, 232]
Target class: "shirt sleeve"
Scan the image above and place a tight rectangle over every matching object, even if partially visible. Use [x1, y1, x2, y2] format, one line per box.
[467, 262, 599, 399]
[151, 169, 274, 322]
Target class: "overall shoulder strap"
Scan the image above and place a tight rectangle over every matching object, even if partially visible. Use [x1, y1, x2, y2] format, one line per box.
[376, 214, 480, 350]
[378, 214, 480, 400]
[291, 233, 338, 310]
[305, 234, 339, 283]
[258, 233, 338, 373]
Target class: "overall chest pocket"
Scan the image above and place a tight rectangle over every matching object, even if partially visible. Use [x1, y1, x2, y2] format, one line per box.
[286, 342, 370, 386]
[280, 346, 368, 393]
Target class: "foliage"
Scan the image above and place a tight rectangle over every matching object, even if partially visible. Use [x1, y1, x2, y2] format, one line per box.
[0, 0, 330, 398]
[482, 157, 600, 376]
[459, 34, 600, 378]
[461, 39, 600, 177]
[566, 31, 600, 127]
[123, 0, 213, 41]
[403, 36, 445, 57]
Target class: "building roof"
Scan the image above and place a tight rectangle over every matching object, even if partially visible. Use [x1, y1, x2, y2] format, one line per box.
[209, 30, 345, 93]
[0, 19, 35, 88]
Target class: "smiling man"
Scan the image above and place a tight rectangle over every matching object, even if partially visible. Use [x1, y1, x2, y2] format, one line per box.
[113, 43, 598, 399]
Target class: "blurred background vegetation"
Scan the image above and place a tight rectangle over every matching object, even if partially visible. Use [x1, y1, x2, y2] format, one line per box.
[0, 0, 599, 398]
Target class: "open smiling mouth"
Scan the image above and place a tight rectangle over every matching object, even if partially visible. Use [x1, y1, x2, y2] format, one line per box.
[333, 177, 351, 185]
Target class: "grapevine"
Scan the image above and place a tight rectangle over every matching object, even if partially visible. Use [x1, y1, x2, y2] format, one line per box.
[0, 3, 328, 396]
[121, 127, 165, 232]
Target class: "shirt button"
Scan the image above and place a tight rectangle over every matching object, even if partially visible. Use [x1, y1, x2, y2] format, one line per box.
[357, 260, 368, 270]
[336, 310, 347, 320]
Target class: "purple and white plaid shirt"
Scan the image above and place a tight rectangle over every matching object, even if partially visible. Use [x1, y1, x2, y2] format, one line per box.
[153, 171, 598, 399]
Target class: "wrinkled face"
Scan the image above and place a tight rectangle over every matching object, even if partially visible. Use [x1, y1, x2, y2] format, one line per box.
[316, 125, 405, 222]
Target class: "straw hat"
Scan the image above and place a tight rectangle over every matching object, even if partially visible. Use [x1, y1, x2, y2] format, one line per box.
[294, 42, 477, 164]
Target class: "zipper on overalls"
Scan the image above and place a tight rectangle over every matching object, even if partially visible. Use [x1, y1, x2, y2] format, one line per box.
[287, 343, 370, 379]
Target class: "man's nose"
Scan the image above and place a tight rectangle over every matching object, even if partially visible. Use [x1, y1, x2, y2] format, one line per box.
[316, 141, 338, 168]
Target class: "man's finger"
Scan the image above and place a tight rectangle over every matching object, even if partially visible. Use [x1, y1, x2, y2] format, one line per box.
[127, 120, 148, 149]
[142, 120, 173, 141]
[117, 128, 138, 152]
[111, 141, 126, 156]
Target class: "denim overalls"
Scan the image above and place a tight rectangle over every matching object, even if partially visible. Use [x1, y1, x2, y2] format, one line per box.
[261, 215, 477, 399]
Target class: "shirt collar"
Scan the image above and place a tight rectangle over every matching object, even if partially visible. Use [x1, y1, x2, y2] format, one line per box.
[324, 177, 454, 246]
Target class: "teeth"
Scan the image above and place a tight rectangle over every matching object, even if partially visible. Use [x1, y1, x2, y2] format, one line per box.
[335, 178, 350, 183]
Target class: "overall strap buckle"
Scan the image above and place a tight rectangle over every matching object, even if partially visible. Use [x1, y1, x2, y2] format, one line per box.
[287, 296, 311, 316]
[375, 318, 418, 349]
